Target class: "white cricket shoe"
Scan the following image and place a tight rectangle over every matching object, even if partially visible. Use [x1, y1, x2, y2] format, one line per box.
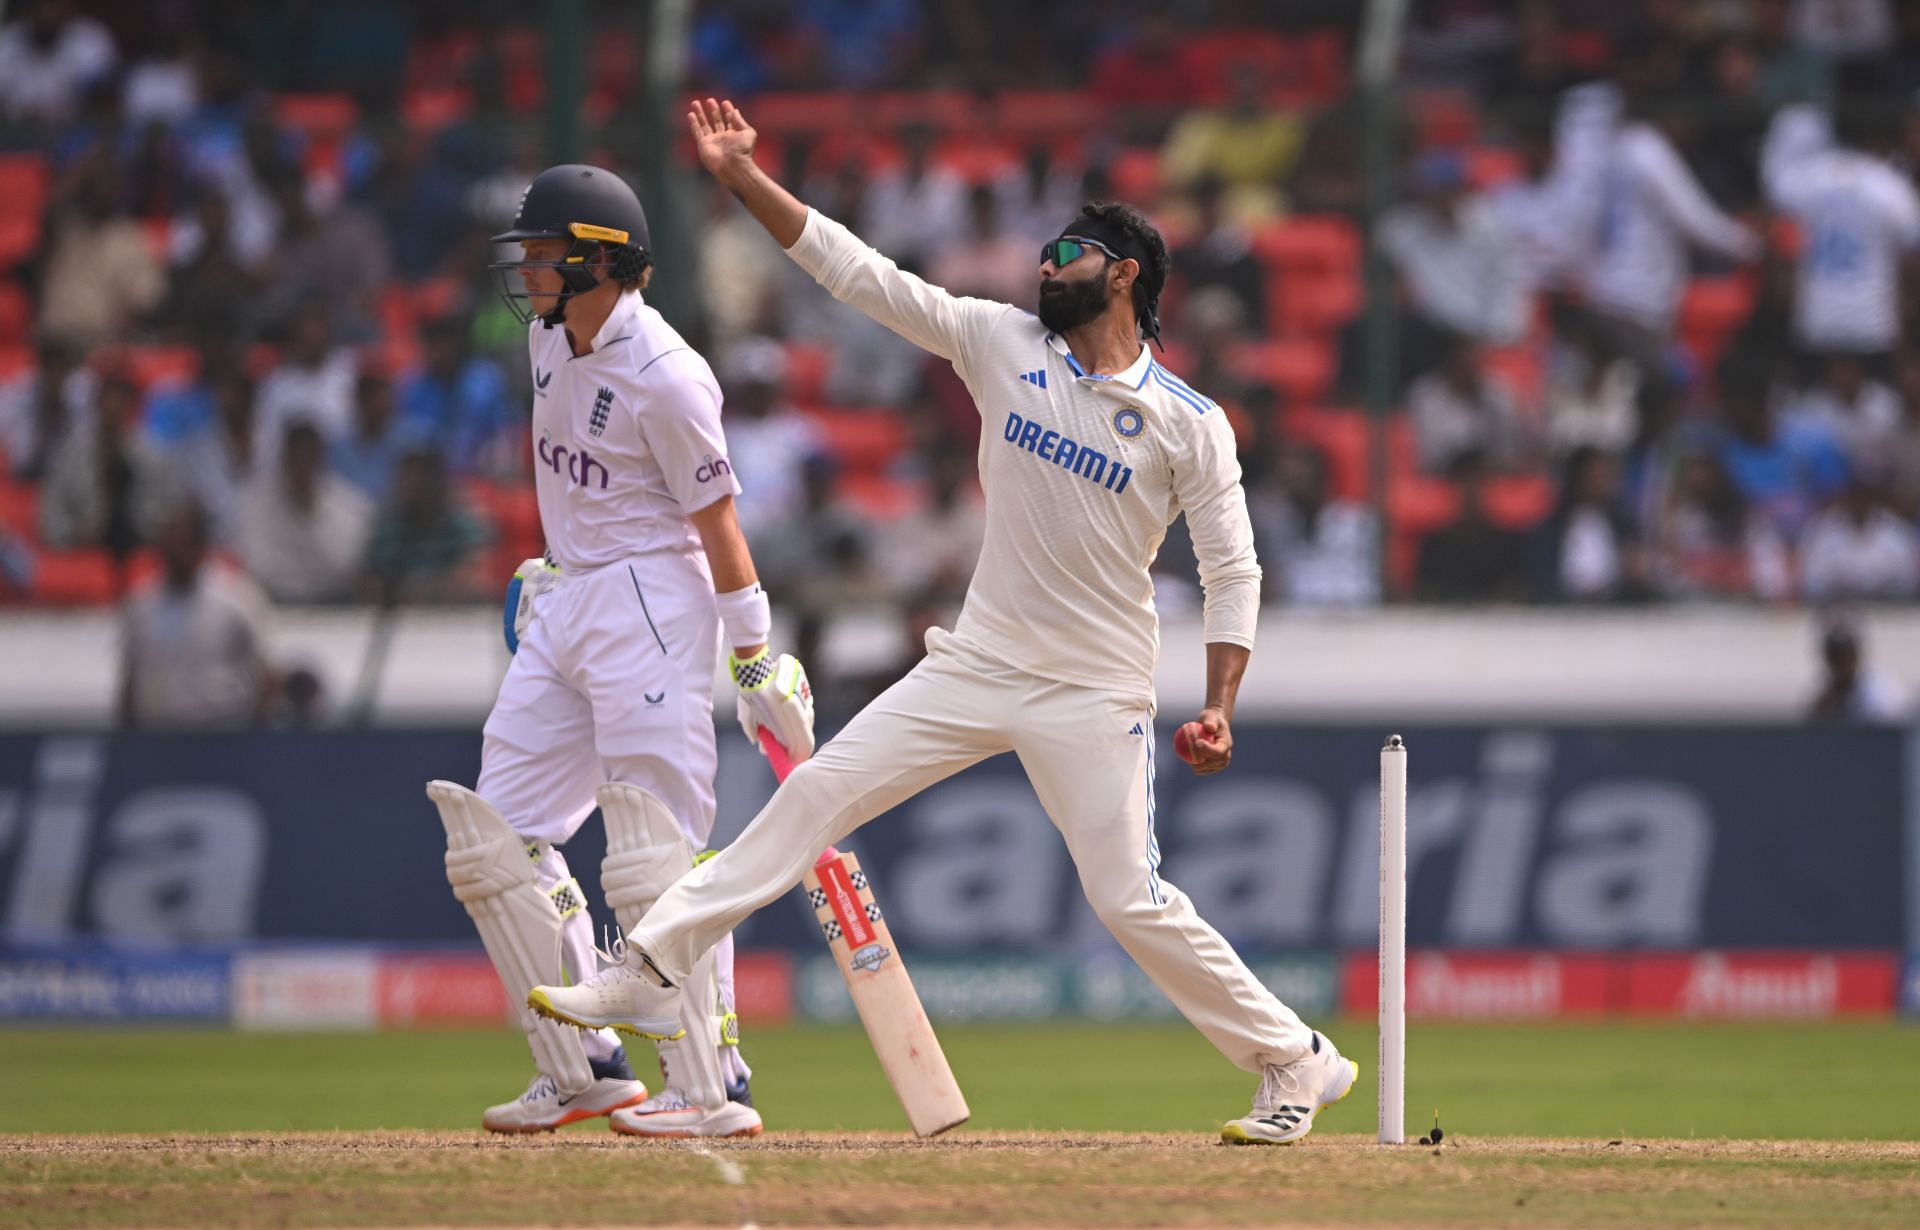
[610, 1087, 765, 1139]
[1220, 1031, 1359, 1145]
[528, 959, 686, 1039]
[481, 1069, 647, 1134]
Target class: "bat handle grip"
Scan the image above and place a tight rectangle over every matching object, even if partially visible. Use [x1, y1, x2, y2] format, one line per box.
[757, 728, 795, 782]
[815, 844, 840, 868]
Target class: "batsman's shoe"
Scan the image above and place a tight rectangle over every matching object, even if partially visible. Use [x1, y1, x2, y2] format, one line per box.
[481, 1050, 647, 1133]
[528, 960, 687, 1040]
[1221, 1031, 1358, 1145]
[609, 1087, 765, 1139]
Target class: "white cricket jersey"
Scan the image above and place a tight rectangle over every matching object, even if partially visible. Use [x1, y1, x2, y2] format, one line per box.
[1763, 106, 1920, 352]
[1586, 124, 1758, 329]
[786, 208, 1261, 703]
[526, 291, 741, 574]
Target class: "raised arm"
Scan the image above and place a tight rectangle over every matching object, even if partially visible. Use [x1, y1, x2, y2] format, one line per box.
[689, 98, 1009, 371]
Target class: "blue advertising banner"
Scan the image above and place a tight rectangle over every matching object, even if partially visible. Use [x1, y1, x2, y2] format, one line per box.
[0, 947, 230, 1020]
[0, 726, 1906, 955]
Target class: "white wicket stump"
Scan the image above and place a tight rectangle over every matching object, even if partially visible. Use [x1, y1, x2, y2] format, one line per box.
[1378, 734, 1407, 1145]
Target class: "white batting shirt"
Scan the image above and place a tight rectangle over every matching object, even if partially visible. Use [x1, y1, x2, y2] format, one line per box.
[527, 290, 741, 573]
[1585, 124, 1759, 330]
[1763, 106, 1920, 353]
[786, 208, 1261, 704]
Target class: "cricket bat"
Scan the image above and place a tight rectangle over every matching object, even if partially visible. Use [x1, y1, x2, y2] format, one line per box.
[760, 730, 970, 1137]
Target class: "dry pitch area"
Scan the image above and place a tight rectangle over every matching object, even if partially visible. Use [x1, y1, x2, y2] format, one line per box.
[4, 1131, 1918, 1229]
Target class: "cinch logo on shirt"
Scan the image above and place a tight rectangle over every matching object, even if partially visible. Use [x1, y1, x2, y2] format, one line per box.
[696, 455, 733, 483]
[1002, 411, 1133, 495]
[537, 432, 610, 490]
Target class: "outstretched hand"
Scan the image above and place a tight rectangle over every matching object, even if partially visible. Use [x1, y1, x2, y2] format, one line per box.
[688, 97, 758, 181]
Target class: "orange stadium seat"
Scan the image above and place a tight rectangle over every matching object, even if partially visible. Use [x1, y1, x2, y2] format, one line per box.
[1253, 216, 1362, 277]
[0, 345, 30, 380]
[118, 346, 198, 390]
[1482, 475, 1554, 529]
[804, 406, 909, 473]
[1677, 276, 1756, 371]
[403, 87, 474, 133]
[30, 549, 121, 605]
[0, 281, 30, 345]
[1234, 338, 1334, 403]
[1272, 272, 1362, 336]
[840, 472, 921, 519]
[1107, 148, 1161, 207]
[0, 154, 49, 220]
[1286, 407, 1371, 502]
[741, 92, 857, 134]
[273, 92, 359, 139]
[782, 343, 830, 403]
[0, 218, 39, 269]
[995, 91, 1102, 135]
[0, 477, 36, 535]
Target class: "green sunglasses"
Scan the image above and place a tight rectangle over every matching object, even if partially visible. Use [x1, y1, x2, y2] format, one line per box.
[1040, 236, 1121, 269]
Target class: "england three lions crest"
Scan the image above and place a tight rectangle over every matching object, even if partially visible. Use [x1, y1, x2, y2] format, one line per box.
[589, 386, 614, 436]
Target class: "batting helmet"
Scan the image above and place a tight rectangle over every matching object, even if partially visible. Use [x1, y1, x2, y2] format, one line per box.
[489, 164, 653, 326]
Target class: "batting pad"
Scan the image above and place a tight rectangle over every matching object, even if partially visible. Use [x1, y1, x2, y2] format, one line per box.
[429, 780, 594, 1096]
[598, 782, 728, 1108]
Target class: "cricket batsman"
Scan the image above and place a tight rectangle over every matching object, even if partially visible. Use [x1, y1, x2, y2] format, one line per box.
[532, 100, 1356, 1145]
[428, 162, 814, 1137]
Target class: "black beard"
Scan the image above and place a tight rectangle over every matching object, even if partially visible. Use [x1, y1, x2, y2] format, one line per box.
[1037, 276, 1110, 333]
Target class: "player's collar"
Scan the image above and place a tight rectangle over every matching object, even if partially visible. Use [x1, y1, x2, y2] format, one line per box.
[1045, 331, 1151, 389]
[588, 289, 644, 353]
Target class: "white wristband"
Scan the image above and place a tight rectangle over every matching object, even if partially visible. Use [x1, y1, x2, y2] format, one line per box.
[715, 583, 772, 650]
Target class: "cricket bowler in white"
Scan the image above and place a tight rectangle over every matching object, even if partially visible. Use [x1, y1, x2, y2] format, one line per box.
[533, 100, 1356, 1145]
[429, 162, 815, 1137]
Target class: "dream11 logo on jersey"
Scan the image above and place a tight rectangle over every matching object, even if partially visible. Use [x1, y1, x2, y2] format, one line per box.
[538, 430, 610, 490]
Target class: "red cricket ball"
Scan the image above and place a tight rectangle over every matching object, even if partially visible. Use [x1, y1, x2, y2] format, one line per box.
[1173, 721, 1206, 763]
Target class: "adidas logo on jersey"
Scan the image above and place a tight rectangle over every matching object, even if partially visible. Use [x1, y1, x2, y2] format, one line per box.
[1018, 369, 1047, 389]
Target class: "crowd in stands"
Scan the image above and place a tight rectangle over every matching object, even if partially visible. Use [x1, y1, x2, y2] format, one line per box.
[6, 0, 1920, 722]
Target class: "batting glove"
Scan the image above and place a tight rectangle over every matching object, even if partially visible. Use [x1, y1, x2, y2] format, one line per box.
[730, 648, 815, 764]
[502, 557, 561, 654]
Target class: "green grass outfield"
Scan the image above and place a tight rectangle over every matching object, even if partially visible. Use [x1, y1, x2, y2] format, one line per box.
[3, 1018, 1918, 1138]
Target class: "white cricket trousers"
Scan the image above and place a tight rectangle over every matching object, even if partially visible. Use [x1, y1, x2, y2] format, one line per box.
[632, 628, 1314, 1074]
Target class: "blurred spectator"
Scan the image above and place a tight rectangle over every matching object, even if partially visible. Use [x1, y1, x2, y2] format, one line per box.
[0, 0, 116, 127]
[1582, 95, 1761, 413]
[1544, 309, 1641, 460]
[1485, 86, 1623, 297]
[794, 0, 923, 90]
[1800, 472, 1920, 600]
[1539, 447, 1647, 603]
[1752, 0, 1832, 103]
[1791, 0, 1894, 61]
[1408, 341, 1530, 475]
[995, 144, 1083, 246]
[0, 336, 93, 481]
[1812, 614, 1904, 721]
[1808, 617, 1909, 723]
[1173, 176, 1266, 333]
[254, 303, 357, 455]
[1160, 64, 1303, 220]
[238, 422, 373, 604]
[1762, 103, 1920, 358]
[121, 27, 199, 129]
[1377, 150, 1530, 371]
[929, 184, 1033, 306]
[160, 189, 263, 342]
[39, 373, 176, 562]
[720, 338, 823, 541]
[1415, 460, 1531, 603]
[257, 170, 390, 343]
[755, 452, 880, 616]
[1884, 352, 1920, 513]
[1652, 451, 1793, 601]
[118, 498, 274, 730]
[864, 125, 966, 264]
[1788, 353, 1902, 470]
[1715, 354, 1849, 537]
[1180, 288, 1256, 412]
[363, 449, 488, 605]
[398, 315, 516, 477]
[163, 364, 256, 546]
[1247, 440, 1379, 608]
[37, 157, 166, 349]
[143, 336, 242, 446]
[879, 448, 985, 603]
[333, 373, 405, 503]
[698, 183, 789, 349]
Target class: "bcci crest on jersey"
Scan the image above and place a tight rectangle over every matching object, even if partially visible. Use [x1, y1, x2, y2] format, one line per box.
[589, 386, 614, 436]
[1111, 406, 1145, 439]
